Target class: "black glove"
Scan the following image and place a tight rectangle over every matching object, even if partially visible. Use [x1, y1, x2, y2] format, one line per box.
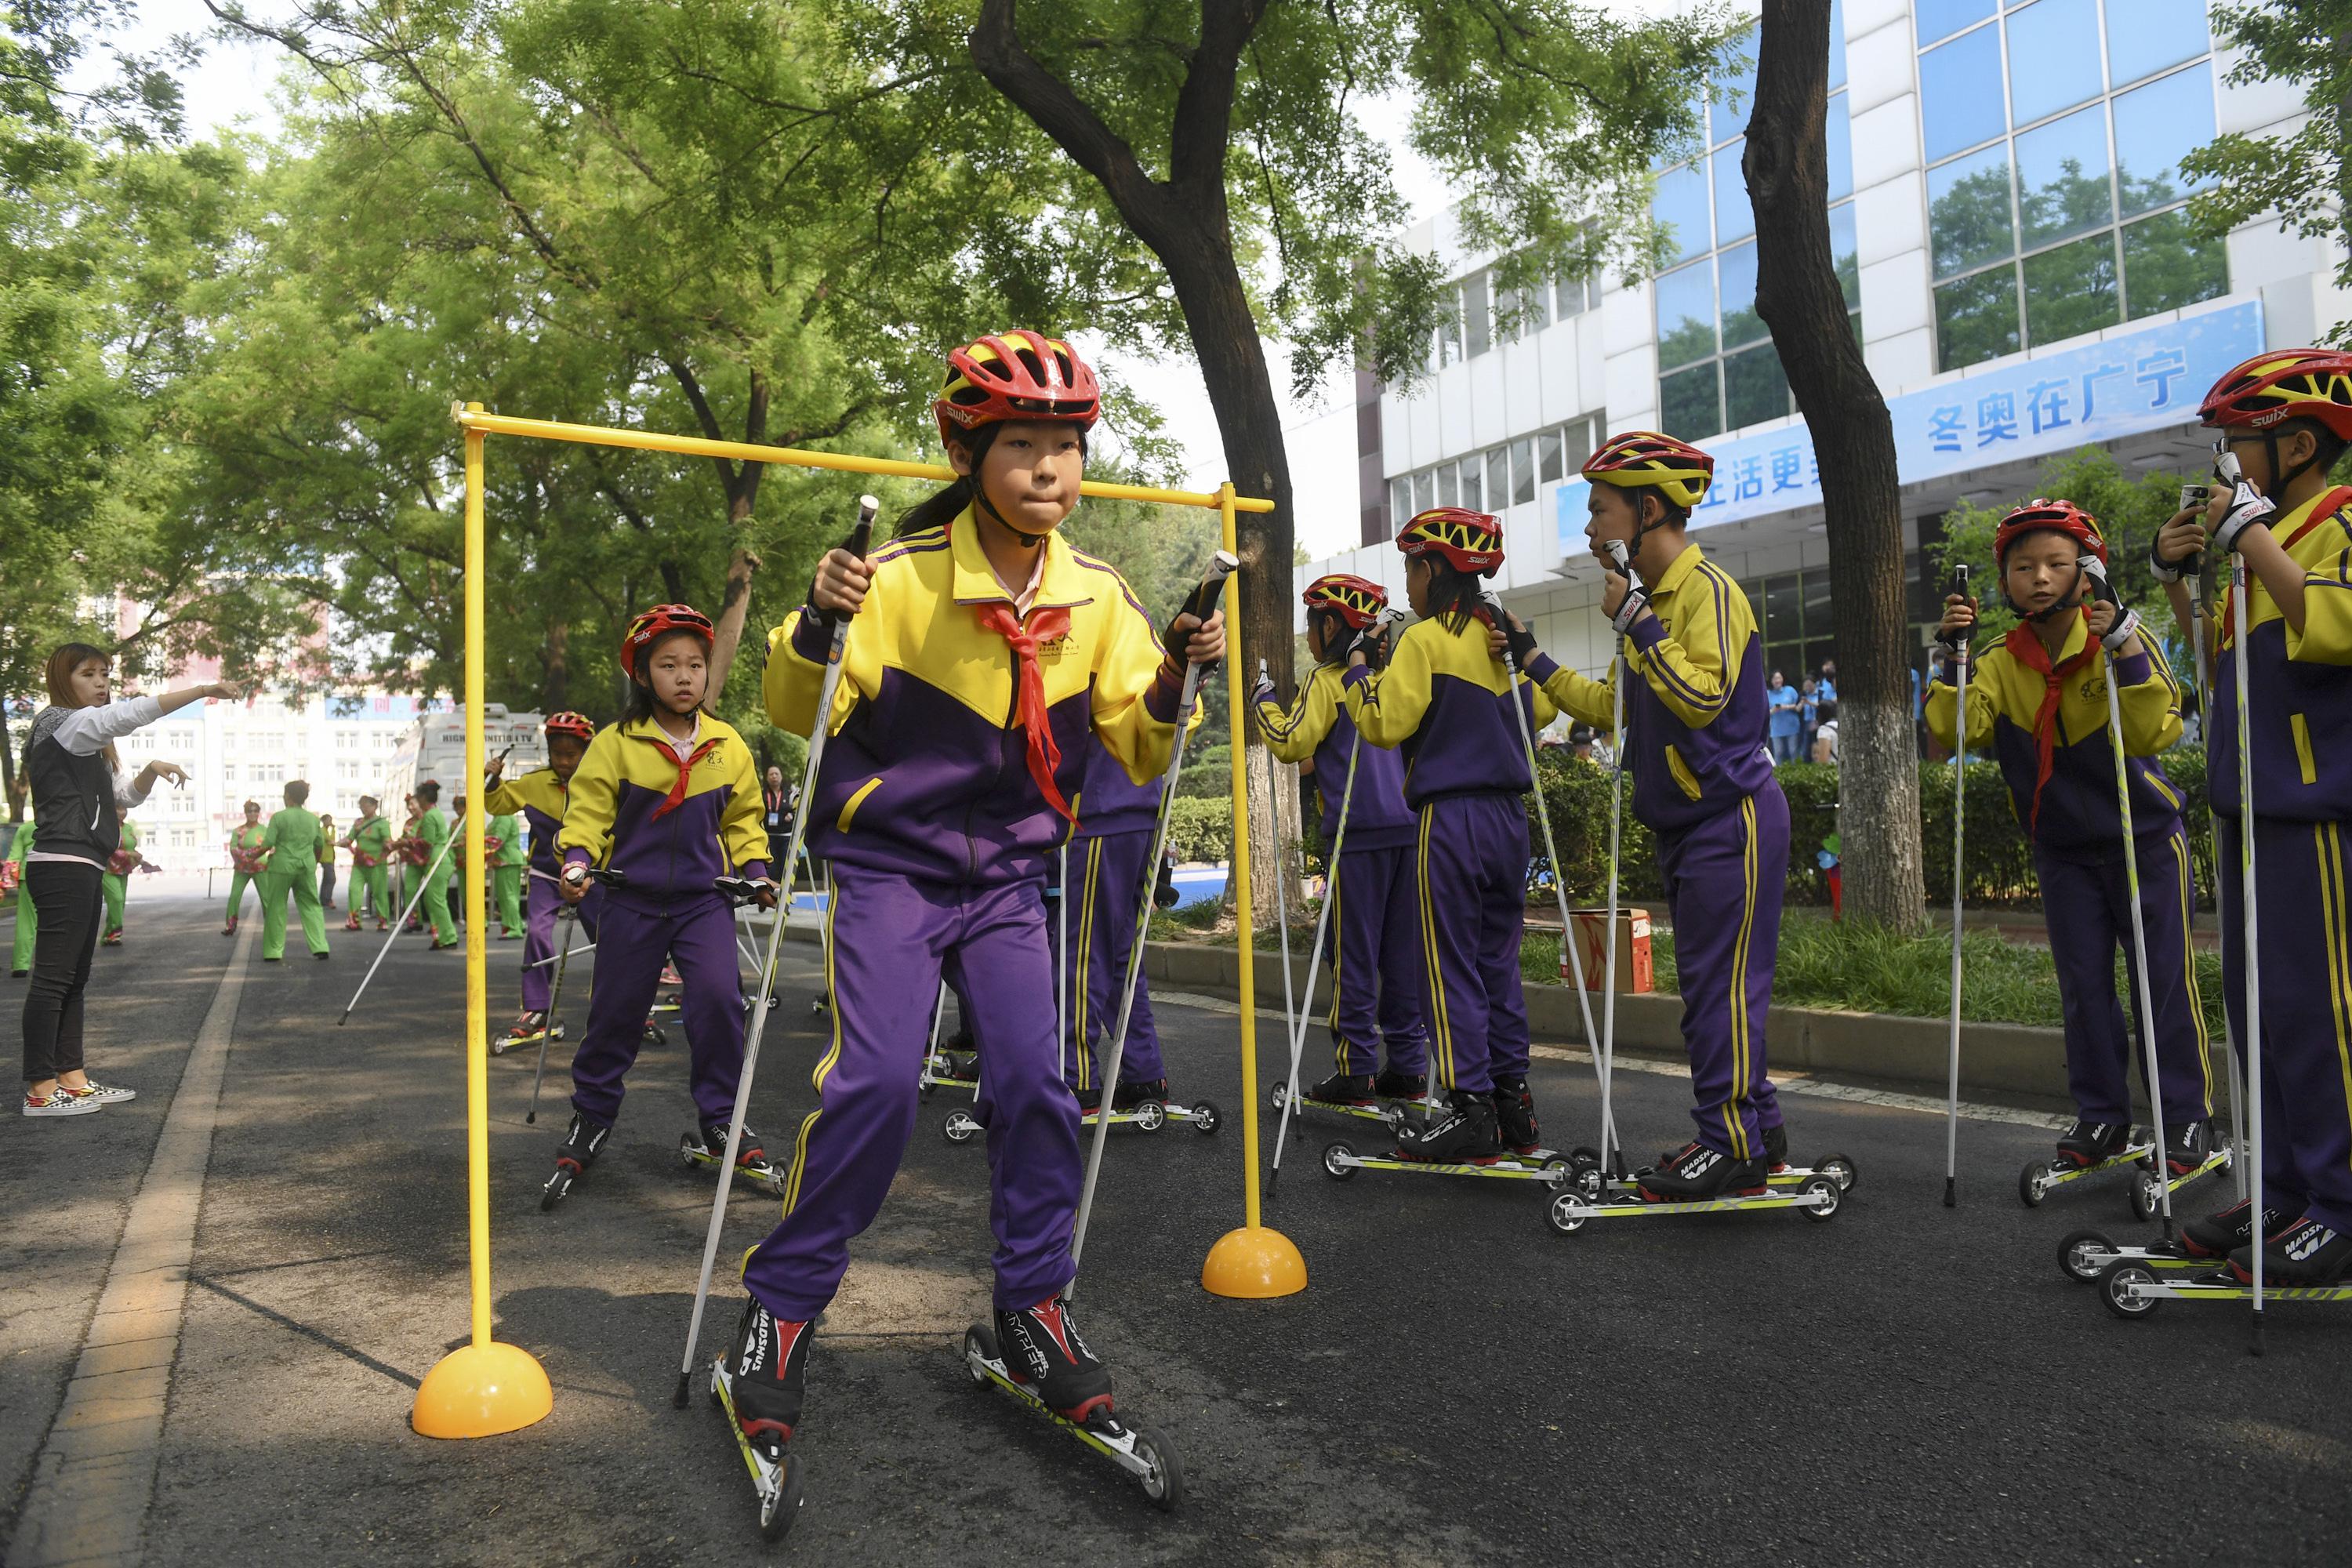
[1502, 616, 1540, 667]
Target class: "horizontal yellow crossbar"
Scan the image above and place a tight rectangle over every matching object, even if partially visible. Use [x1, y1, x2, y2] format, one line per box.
[450, 404, 1276, 513]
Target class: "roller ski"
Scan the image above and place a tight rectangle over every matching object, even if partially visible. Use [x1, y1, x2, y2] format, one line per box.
[943, 1080, 1221, 1144]
[2052, 1196, 2295, 1285]
[1565, 1125, 1859, 1203]
[677, 1122, 786, 1197]
[918, 1028, 981, 1101]
[491, 1011, 561, 1058]
[960, 1298, 1181, 1512]
[1321, 1089, 1568, 1183]
[539, 1112, 610, 1210]
[2122, 1121, 2233, 1223]
[2098, 1217, 2352, 1319]
[2017, 1120, 2156, 1208]
[1271, 1068, 1433, 1131]
[708, 1296, 808, 1544]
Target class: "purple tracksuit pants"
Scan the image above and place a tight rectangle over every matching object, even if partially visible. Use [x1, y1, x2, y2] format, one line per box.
[567, 892, 740, 1129]
[1414, 793, 1532, 1096]
[1657, 785, 1788, 1160]
[2034, 824, 2212, 1128]
[1323, 844, 1428, 1078]
[1061, 829, 1161, 1092]
[745, 868, 1080, 1321]
[521, 874, 601, 1014]
[2216, 814, 2352, 1232]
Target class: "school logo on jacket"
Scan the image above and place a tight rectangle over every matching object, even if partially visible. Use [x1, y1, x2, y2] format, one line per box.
[1036, 632, 1078, 658]
[2078, 675, 2108, 703]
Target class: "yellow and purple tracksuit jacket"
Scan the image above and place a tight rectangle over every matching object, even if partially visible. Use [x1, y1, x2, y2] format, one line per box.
[763, 508, 1189, 887]
[2211, 484, 2352, 820]
[1925, 608, 2186, 858]
[1532, 543, 1776, 833]
[1259, 662, 1416, 850]
[1339, 613, 1555, 800]
[556, 714, 768, 902]
[486, 768, 572, 877]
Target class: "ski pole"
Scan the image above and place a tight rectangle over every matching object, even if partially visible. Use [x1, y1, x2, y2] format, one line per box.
[673, 494, 877, 1408]
[1942, 565, 1971, 1208]
[2184, 534, 2247, 1200]
[2082, 557, 2176, 1243]
[335, 833, 456, 1025]
[1268, 716, 1359, 1196]
[1486, 596, 1611, 1157]
[1261, 659, 1301, 1115]
[525, 938, 598, 968]
[2234, 553, 2266, 1353]
[1597, 541, 1642, 1178]
[527, 907, 579, 1125]
[919, 979, 950, 1096]
[1069, 550, 1238, 1293]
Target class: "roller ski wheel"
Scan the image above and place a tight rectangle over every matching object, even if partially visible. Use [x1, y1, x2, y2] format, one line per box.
[1798, 1174, 1842, 1223]
[539, 1113, 608, 1212]
[677, 1127, 786, 1197]
[2058, 1229, 2123, 1283]
[1322, 1141, 1358, 1181]
[960, 1319, 1181, 1513]
[2099, 1261, 2162, 1320]
[1813, 1152, 1860, 1193]
[1183, 1099, 1221, 1135]
[2129, 1167, 2165, 1225]
[942, 1109, 983, 1145]
[1547, 1190, 1588, 1236]
[2018, 1160, 2053, 1208]
[1267, 1082, 1289, 1111]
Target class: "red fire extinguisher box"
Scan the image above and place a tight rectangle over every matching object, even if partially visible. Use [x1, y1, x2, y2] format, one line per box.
[1559, 908, 1653, 994]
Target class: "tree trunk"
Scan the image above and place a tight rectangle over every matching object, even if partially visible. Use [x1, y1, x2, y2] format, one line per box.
[1744, 0, 1925, 927]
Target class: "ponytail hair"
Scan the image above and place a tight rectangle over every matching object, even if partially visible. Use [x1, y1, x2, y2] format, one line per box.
[1424, 561, 1487, 634]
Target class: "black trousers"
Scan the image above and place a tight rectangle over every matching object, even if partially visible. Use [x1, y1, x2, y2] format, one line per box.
[23, 858, 103, 1084]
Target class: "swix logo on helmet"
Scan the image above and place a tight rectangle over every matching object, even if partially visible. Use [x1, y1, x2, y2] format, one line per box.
[1301, 572, 1388, 628]
[619, 604, 714, 682]
[935, 331, 1102, 448]
[543, 710, 595, 742]
[1396, 508, 1504, 577]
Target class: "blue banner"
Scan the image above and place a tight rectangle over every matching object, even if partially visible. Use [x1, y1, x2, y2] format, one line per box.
[1559, 299, 2265, 550]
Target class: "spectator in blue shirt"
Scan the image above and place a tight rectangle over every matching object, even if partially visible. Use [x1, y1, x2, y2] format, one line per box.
[1766, 671, 1802, 763]
[1798, 677, 1820, 761]
[1815, 659, 1838, 706]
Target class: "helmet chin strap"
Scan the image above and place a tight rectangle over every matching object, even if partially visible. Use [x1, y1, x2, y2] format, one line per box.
[973, 485, 1052, 548]
[2002, 554, 2088, 625]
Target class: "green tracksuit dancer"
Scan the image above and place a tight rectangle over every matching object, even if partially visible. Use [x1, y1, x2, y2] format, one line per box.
[260, 784, 331, 960]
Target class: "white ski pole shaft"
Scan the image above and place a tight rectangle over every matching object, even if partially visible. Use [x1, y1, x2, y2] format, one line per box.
[1270, 727, 1359, 1192]
[526, 938, 597, 968]
[920, 979, 949, 1093]
[1069, 550, 1237, 1292]
[1263, 661, 1299, 1066]
[527, 910, 577, 1125]
[2234, 562, 2265, 1352]
[2190, 580, 2247, 1200]
[1487, 597, 1609, 1149]
[674, 495, 876, 1406]
[2085, 563, 2173, 1238]
[1944, 564, 1971, 1208]
[336, 834, 456, 1025]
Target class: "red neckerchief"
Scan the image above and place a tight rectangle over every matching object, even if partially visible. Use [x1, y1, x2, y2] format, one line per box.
[2003, 612, 2100, 836]
[641, 727, 722, 819]
[974, 602, 1075, 820]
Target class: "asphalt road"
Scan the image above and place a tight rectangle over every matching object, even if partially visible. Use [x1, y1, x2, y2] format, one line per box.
[7, 887, 2351, 1566]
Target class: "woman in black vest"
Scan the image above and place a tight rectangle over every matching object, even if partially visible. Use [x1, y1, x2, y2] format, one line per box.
[20, 644, 238, 1117]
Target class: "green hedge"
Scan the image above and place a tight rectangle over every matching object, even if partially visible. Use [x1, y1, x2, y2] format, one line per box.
[1164, 796, 1233, 863]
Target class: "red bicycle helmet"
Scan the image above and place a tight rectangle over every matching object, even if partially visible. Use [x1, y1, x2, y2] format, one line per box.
[1994, 498, 2107, 565]
[934, 331, 1102, 448]
[619, 604, 715, 682]
[543, 710, 596, 742]
[1301, 573, 1389, 628]
[1396, 508, 1504, 577]
[1582, 430, 1715, 510]
[2198, 349, 2352, 441]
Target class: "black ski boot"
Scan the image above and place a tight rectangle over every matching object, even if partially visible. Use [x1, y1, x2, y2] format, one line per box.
[2161, 1119, 2212, 1177]
[1373, 1067, 1428, 1102]
[2231, 1216, 2352, 1286]
[1074, 1082, 1103, 1113]
[2180, 1196, 2296, 1260]
[2056, 1119, 2133, 1169]
[1762, 1120, 1790, 1173]
[1638, 1141, 1768, 1203]
[1392, 1091, 1502, 1163]
[994, 1297, 1114, 1423]
[1112, 1077, 1167, 1112]
[691, 1122, 779, 1183]
[1307, 1070, 1377, 1105]
[721, 1294, 814, 1450]
[1491, 1076, 1540, 1154]
[540, 1112, 611, 1210]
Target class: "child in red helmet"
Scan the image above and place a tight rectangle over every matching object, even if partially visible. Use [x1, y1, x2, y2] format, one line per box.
[729, 331, 1222, 1463]
[486, 712, 601, 1044]
[2151, 348, 2352, 1285]
[1340, 509, 1552, 1162]
[1503, 430, 1793, 1201]
[548, 608, 775, 1203]
[1929, 500, 2209, 1180]
[1255, 573, 1429, 1108]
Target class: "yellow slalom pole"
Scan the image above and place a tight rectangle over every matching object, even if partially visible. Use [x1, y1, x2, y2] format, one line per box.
[1201, 482, 1306, 1298]
[413, 404, 554, 1439]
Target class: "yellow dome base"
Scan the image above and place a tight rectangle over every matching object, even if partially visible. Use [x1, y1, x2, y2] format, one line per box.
[1200, 1225, 1308, 1298]
[412, 1341, 554, 1439]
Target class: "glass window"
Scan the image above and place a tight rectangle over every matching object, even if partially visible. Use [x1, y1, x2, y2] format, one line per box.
[1518, 272, 1549, 334]
[1934, 267, 2021, 370]
[1562, 417, 1595, 470]
[1537, 428, 1564, 485]
[1460, 457, 1481, 511]
[1712, 142, 1753, 245]
[2005, 0, 2100, 127]
[1660, 362, 1722, 441]
[1766, 575, 1805, 648]
[1655, 260, 1717, 369]
[2015, 104, 2111, 249]
[1828, 201, 1861, 310]
[1439, 289, 1462, 365]
[1653, 162, 1711, 265]
[1465, 270, 1491, 358]
[2107, 0, 2208, 88]
[2022, 230, 2119, 345]
[1718, 241, 1766, 350]
[2122, 208, 2227, 319]
[1414, 470, 1435, 513]
[1484, 447, 1509, 510]
[1916, 0, 1995, 47]
[1511, 438, 1536, 506]
[1724, 343, 1791, 431]
[1711, 27, 1757, 147]
[2114, 64, 2216, 216]
[1389, 477, 1410, 524]
[1919, 24, 2005, 162]
[1555, 274, 1591, 318]
[1436, 464, 1458, 507]
[1929, 143, 2016, 279]
[1828, 0, 1847, 91]
[1825, 93, 1853, 204]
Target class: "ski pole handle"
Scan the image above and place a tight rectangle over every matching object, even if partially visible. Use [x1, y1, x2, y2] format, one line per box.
[846, 493, 878, 561]
[1937, 564, 1971, 652]
[1602, 539, 1642, 590]
[1166, 550, 1240, 665]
